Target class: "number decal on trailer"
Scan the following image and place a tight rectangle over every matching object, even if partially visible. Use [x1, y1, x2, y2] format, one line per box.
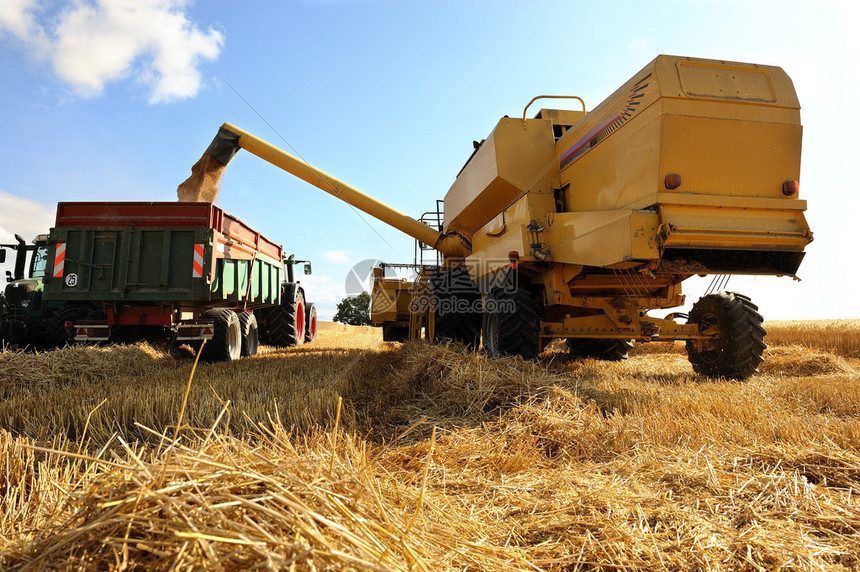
[65, 273, 78, 287]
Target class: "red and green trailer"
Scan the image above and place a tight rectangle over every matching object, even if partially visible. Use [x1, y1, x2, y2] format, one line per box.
[1, 201, 316, 361]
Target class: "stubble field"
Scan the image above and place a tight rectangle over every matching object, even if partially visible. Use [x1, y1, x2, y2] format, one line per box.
[1, 320, 859, 570]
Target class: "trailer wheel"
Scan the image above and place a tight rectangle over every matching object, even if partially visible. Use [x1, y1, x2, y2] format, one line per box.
[199, 308, 242, 362]
[686, 291, 766, 380]
[304, 303, 317, 343]
[566, 338, 633, 361]
[237, 311, 259, 357]
[482, 288, 540, 359]
[429, 268, 482, 349]
[258, 290, 306, 347]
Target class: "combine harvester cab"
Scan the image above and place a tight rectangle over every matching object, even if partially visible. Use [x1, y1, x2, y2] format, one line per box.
[191, 55, 811, 378]
[39, 202, 315, 361]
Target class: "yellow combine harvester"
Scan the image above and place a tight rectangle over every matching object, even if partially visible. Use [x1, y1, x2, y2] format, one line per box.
[195, 55, 812, 379]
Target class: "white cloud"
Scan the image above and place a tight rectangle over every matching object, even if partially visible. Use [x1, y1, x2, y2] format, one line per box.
[0, 0, 50, 54]
[0, 0, 223, 103]
[323, 249, 351, 264]
[297, 274, 345, 321]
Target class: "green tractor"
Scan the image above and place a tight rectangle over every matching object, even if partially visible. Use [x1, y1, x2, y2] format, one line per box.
[0, 234, 91, 350]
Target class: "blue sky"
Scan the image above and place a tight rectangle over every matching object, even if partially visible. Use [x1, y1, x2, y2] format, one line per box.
[1, 0, 856, 320]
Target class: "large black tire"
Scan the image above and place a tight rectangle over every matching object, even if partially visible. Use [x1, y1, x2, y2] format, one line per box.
[40, 304, 93, 350]
[259, 290, 306, 347]
[482, 288, 540, 359]
[304, 303, 317, 343]
[199, 308, 242, 363]
[382, 325, 409, 342]
[686, 291, 766, 380]
[428, 268, 482, 349]
[237, 311, 259, 357]
[566, 338, 633, 361]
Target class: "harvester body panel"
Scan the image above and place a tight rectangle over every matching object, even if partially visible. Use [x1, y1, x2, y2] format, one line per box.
[444, 117, 558, 237]
[451, 55, 810, 285]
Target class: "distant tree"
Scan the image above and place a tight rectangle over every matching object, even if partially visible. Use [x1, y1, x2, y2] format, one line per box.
[333, 291, 372, 326]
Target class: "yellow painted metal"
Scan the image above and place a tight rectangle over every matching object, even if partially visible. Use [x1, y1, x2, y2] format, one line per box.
[540, 314, 700, 340]
[534, 108, 588, 129]
[370, 273, 413, 326]
[522, 95, 586, 120]
[443, 117, 557, 237]
[553, 56, 802, 211]
[222, 122, 468, 258]
[659, 203, 812, 252]
[370, 266, 434, 339]
[450, 54, 810, 286]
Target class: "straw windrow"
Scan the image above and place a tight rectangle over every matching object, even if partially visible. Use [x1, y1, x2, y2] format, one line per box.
[1, 322, 859, 570]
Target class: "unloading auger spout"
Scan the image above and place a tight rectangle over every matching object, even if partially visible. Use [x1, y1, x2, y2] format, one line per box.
[200, 123, 471, 258]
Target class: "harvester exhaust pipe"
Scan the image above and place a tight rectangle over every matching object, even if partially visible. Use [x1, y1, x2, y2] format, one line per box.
[179, 123, 470, 258]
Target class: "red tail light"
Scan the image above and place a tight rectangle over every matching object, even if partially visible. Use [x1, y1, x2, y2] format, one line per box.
[665, 173, 682, 190]
[782, 180, 799, 196]
[508, 250, 519, 269]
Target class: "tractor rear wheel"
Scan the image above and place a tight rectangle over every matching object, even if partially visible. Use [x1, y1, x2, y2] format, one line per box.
[429, 268, 482, 349]
[566, 338, 633, 361]
[686, 291, 766, 380]
[237, 311, 259, 357]
[199, 308, 242, 362]
[258, 290, 306, 347]
[482, 288, 539, 359]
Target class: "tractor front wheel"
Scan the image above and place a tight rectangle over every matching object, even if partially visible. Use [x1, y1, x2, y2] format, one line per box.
[304, 303, 317, 343]
[686, 291, 766, 380]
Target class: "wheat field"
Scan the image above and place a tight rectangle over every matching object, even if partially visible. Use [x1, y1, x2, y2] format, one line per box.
[1, 320, 859, 570]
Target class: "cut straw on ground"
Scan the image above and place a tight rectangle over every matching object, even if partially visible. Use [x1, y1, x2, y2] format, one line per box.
[1, 321, 858, 570]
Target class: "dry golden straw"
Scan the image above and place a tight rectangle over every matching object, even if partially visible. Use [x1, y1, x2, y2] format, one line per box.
[0, 321, 858, 570]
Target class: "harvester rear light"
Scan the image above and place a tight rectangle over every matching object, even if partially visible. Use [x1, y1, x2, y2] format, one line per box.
[665, 173, 682, 190]
[508, 250, 519, 269]
[782, 180, 799, 196]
